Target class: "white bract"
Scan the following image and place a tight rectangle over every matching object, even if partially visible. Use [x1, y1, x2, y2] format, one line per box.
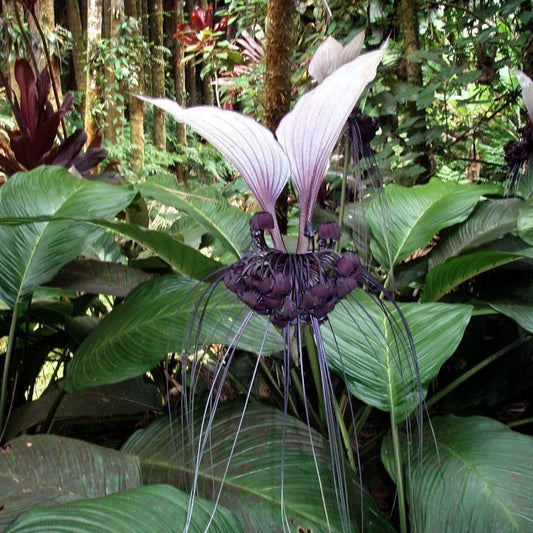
[139, 45, 385, 253]
[516, 69, 533, 122]
[308, 30, 365, 82]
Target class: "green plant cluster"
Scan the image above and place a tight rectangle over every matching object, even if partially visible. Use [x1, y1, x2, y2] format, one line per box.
[0, 1, 532, 532]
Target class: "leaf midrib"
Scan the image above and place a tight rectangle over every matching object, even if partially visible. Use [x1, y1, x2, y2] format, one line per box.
[436, 439, 522, 530]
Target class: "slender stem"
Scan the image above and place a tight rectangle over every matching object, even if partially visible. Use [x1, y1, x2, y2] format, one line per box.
[336, 136, 351, 253]
[289, 367, 323, 431]
[426, 336, 531, 409]
[390, 410, 408, 533]
[0, 301, 20, 438]
[28, 10, 68, 138]
[355, 404, 373, 436]
[508, 416, 533, 429]
[335, 399, 356, 471]
[14, 6, 40, 75]
[303, 325, 326, 425]
[259, 356, 299, 418]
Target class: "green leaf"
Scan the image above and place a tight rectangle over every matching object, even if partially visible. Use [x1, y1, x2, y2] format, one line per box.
[0, 434, 141, 530]
[490, 301, 533, 333]
[49, 259, 153, 297]
[122, 401, 393, 532]
[0, 214, 222, 280]
[324, 292, 472, 421]
[383, 416, 533, 532]
[5, 378, 162, 441]
[517, 194, 533, 245]
[61, 276, 284, 393]
[0, 167, 136, 307]
[367, 179, 501, 270]
[140, 183, 251, 259]
[95, 218, 221, 279]
[423, 251, 526, 302]
[428, 198, 523, 269]
[7, 484, 242, 533]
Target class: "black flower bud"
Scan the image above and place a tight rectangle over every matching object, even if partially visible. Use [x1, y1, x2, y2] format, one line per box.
[250, 211, 274, 231]
[318, 222, 341, 249]
[336, 252, 361, 277]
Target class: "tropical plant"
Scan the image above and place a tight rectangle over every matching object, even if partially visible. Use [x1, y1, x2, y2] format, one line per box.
[0, 3, 532, 533]
[0, 58, 106, 179]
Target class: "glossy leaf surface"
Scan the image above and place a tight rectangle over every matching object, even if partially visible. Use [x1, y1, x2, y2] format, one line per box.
[62, 276, 284, 393]
[140, 182, 251, 259]
[7, 484, 242, 533]
[0, 166, 136, 307]
[122, 400, 393, 532]
[383, 416, 533, 532]
[0, 434, 141, 530]
[428, 197, 523, 269]
[324, 291, 472, 421]
[367, 179, 500, 270]
[423, 250, 526, 302]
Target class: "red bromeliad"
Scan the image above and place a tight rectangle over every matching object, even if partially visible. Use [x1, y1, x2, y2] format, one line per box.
[0, 59, 106, 179]
[174, 4, 229, 50]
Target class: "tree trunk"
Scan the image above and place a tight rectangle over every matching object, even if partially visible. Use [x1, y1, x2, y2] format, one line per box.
[399, 0, 431, 183]
[148, 0, 166, 151]
[66, 0, 86, 92]
[84, 0, 103, 144]
[124, 0, 144, 172]
[103, 0, 124, 144]
[263, 0, 295, 234]
[38, 0, 64, 108]
[170, 0, 188, 184]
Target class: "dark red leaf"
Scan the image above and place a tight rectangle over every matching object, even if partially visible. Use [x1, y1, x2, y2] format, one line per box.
[46, 128, 87, 167]
[9, 130, 36, 169]
[190, 6, 209, 32]
[0, 153, 24, 177]
[14, 59, 38, 137]
[35, 68, 52, 124]
[32, 113, 62, 164]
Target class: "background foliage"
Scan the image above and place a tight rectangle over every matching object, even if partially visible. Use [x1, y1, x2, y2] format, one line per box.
[0, 0, 532, 531]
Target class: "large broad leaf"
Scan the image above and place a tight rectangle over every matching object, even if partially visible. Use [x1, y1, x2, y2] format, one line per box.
[61, 276, 284, 393]
[490, 301, 533, 333]
[422, 250, 527, 302]
[0, 166, 136, 307]
[4, 378, 162, 441]
[428, 197, 523, 269]
[367, 179, 501, 270]
[0, 434, 141, 531]
[95, 218, 221, 279]
[1, 214, 222, 280]
[517, 194, 533, 245]
[323, 291, 472, 421]
[48, 259, 153, 297]
[382, 416, 533, 532]
[7, 484, 242, 533]
[140, 182, 251, 259]
[122, 400, 394, 532]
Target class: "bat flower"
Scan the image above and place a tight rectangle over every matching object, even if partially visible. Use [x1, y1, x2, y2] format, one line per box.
[310, 32, 382, 203]
[308, 30, 366, 83]
[504, 70, 533, 192]
[140, 44, 420, 531]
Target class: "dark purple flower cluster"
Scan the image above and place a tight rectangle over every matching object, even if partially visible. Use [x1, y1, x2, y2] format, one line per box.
[350, 106, 379, 145]
[504, 124, 533, 169]
[224, 213, 363, 327]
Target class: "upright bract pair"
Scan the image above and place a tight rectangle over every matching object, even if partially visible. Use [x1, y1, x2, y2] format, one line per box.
[140, 39, 419, 532]
[504, 70, 533, 192]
